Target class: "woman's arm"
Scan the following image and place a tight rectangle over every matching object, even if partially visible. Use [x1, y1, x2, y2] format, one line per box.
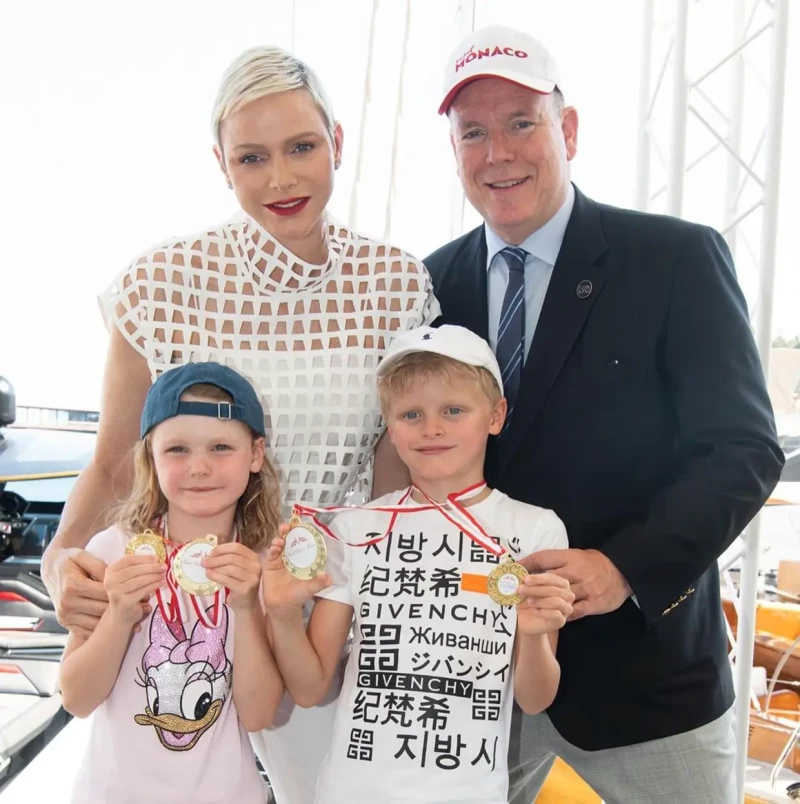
[513, 632, 560, 715]
[59, 609, 135, 718]
[267, 599, 353, 708]
[232, 607, 285, 731]
[42, 326, 152, 635]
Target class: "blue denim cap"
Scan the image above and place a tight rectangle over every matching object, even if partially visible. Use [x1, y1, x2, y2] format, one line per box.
[141, 362, 266, 438]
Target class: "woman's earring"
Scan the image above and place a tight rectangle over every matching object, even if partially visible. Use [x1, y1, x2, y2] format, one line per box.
[227, 179, 233, 189]
[334, 159, 341, 170]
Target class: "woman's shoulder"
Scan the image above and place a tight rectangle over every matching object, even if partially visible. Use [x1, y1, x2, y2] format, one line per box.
[121, 214, 245, 282]
[329, 220, 429, 277]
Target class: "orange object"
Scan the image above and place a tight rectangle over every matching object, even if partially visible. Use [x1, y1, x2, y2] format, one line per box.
[723, 597, 800, 642]
[461, 573, 488, 595]
[536, 758, 602, 803]
[748, 712, 800, 772]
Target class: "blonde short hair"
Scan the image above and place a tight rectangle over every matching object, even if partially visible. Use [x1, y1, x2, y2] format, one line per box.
[211, 45, 336, 148]
[377, 352, 502, 416]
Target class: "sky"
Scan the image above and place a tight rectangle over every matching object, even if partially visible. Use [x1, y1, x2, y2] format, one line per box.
[0, 0, 798, 411]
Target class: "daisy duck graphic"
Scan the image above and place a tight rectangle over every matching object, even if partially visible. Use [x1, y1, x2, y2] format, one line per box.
[134, 604, 232, 752]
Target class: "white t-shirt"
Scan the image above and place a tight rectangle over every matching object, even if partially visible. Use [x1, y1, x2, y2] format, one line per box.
[69, 526, 269, 804]
[314, 489, 568, 804]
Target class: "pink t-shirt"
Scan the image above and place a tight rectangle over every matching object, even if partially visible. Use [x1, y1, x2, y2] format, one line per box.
[68, 526, 269, 804]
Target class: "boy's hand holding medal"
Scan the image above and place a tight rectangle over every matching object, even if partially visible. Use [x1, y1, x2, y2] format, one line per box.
[262, 522, 331, 616]
[105, 554, 166, 627]
[201, 541, 264, 611]
[515, 572, 575, 636]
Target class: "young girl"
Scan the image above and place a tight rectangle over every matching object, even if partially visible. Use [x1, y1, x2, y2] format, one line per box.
[60, 362, 283, 804]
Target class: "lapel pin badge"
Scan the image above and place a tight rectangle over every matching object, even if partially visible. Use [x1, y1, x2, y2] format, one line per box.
[576, 280, 593, 299]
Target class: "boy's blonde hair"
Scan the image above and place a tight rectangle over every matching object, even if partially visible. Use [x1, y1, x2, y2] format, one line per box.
[211, 46, 336, 148]
[114, 383, 281, 551]
[377, 352, 502, 415]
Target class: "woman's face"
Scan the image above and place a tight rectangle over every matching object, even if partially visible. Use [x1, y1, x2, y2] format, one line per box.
[216, 89, 343, 260]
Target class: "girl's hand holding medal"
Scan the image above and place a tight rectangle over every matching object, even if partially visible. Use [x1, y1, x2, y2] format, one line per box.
[201, 542, 263, 611]
[515, 572, 575, 636]
[262, 524, 331, 617]
[105, 554, 166, 628]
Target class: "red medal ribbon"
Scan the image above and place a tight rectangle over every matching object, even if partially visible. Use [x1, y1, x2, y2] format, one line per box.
[151, 516, 231, 629]
[291, 480, 507, 559]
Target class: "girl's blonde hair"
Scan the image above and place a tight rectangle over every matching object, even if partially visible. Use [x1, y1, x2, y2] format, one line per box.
[115, 383, 281, 552]
[211, 45, 336, 148]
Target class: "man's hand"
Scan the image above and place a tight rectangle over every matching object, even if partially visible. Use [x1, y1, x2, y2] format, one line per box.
[520, 548, 632, 621]
[44, 547, 111, 639]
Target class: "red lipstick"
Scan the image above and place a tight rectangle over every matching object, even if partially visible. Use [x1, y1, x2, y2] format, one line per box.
[264, 197, 310, 216]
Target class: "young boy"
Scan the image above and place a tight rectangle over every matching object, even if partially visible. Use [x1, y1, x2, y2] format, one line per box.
[263, 325, 573, 804]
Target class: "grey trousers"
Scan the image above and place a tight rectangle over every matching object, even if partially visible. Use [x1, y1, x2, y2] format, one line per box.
[507, 706, 737, 804]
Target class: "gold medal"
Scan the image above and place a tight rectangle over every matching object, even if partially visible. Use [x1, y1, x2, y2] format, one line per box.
[126, 529, 167, 562]
[282, 516, 327, 580]
[487, 555, 528, 606]
[172, 535, 221, 596]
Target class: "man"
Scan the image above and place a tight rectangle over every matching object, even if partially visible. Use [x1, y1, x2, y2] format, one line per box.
[424, 23, 784, 803]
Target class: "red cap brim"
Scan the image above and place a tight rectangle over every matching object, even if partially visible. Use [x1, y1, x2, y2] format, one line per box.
[438, 74, 556, 115]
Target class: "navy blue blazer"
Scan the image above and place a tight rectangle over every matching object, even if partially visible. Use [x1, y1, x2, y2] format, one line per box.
[423, 185, 784, 750]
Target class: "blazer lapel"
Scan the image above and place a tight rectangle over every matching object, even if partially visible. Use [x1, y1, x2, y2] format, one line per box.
[436, 226, 490, 340]
[496, 188, 609, 474]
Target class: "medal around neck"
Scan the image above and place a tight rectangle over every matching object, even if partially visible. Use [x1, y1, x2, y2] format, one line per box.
[172, 534, 221, 595]
[282, 516, 327, 580]
[126, 529, 167, 562]
[487, 555, 528, 606]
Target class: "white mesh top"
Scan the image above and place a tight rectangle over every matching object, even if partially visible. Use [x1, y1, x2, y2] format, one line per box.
[100, 213, 440, 510]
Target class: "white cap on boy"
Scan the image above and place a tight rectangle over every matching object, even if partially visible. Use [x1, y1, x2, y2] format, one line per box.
[438, 24, 561, 114]
[378, 325, 504, 396]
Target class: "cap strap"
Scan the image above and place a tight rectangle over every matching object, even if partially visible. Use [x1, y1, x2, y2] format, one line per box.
[176, 400, 245, 423]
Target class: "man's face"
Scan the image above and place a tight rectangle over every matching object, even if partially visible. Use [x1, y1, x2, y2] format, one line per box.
[449, 78, 578, 245]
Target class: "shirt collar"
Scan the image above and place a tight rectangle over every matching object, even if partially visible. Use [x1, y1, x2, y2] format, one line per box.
[485, 183, 575, 270]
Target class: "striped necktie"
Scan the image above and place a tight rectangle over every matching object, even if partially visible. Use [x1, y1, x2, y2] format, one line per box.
[496, 246, 527, 420]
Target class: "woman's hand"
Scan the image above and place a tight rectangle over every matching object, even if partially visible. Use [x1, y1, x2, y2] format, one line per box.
[516, 572, 575, 636]
[203, 542, 263, 611]
[104, 555, 165, 628]
[262, 527, 331, 618]
[42, 547, 110, 639]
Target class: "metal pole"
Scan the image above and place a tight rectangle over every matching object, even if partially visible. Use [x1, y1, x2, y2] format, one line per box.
[667, 0, 689, 218]
[348, 0, 379, 227]
[733, 2, 790, 800]
[723, 0, 745, 259]
[734, 520, 761, 804]
[448, 0, 475, 240]
[754, 0, 788, 371]
[634, 0, 655, 211]
[383, 0, 412, 240]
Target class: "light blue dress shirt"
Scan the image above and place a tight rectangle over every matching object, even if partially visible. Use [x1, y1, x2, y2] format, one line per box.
[485, 184, 576, 358]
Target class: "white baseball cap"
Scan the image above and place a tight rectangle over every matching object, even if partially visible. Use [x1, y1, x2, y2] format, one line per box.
[378, 325, 504, 395]
[439, 25, 561, 115]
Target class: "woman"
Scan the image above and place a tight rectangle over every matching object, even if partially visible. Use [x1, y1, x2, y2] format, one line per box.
[42, 45, 439, 803]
